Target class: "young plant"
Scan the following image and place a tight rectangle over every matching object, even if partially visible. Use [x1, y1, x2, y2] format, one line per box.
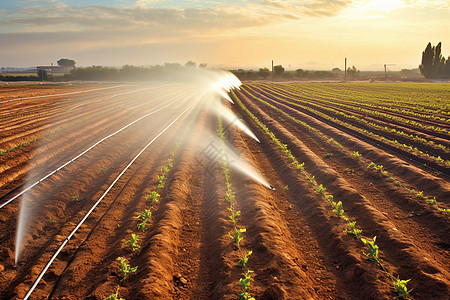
[332, 201, 344, 217]
[393, 277, 412, 299]
[117, 257, 138, 280]
[103, 286, 124, 300]
[345, 221, 362, 239]
[167, 158, 173, 168]
[229, 228, 246, 247]
[323, 153, 333, 158]
[146, 191, 160, 205]
[315, 184, 326, 194]
[237, 269, 255, 300]
[71, 196, 79, 202]
[157, 174, 166, 190]
[236, 250, 252, 269]
[228, 209, 241, 226]
[361, 236, 379, 262]
[135, 209, 151, 221]
[47, 219, 56, 225]
[124, 234, 140, 251]
[161, 165, 169, 174]
[306, 174, 317, 185]
[283, 185, 289, 191]
[353, 151, 361, 158]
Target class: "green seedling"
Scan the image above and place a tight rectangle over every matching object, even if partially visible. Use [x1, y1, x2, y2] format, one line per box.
[426, 197, 437, 205]
[137, 220, 147, 232]
[161, 165, 169, 174]
[283, 185, 289, 191]
[237, 269, 255, 300]
[157, 174, 166, 189]
[47, 219, 56, 225]
[345, 221, 362, 239]
[146, 191, 160, 204]
[167, 158, 173, 168]
[71, 196, 79, 202]
[416, 190, 424, 198]
[361, 236, 379, 262]
[228, 209, 241, 225]
[332, 201, 344, 217]
[103, 286, 124, 300]
[236, 250, 252, 269]
[323, 153, 333, 158]
[306, 174, 317, 185]
[368, 162, 376, 169]
[353, 151, 361, 158]
[438, 208, 450, 214]
[229, 228, 246, 247]
[125, 234, 140, 251]
[315, 184, 326, 194]
[135, 209, 151, 221]
[225, 190, 236, 204]
[393, 277, 412, 299]
[327, 195, 334, 203]
[117, 257, 138, 280]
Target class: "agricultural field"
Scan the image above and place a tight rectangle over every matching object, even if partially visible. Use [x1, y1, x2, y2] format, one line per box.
[0, 80, 449, 300]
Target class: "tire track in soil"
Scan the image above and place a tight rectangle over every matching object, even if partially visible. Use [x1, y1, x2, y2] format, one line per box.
[234, 90, 450, 299]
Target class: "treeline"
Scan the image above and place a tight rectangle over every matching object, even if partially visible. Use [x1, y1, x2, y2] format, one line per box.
[231, 67, 342, 81]
[0, 75, 40, 81]
[68, 63, 206, 81]
[420, 42, 450, 79]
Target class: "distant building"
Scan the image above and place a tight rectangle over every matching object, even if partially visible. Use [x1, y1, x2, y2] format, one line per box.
[37, 66, 72, 73]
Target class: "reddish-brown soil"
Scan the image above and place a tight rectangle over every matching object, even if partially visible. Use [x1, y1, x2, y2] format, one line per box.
[0, 83, 449, 300]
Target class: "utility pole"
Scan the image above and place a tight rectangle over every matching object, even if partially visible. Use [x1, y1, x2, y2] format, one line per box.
[271, 60, 274, 82]
[384, 63, 396, 80]
[344, 58, 347, 81]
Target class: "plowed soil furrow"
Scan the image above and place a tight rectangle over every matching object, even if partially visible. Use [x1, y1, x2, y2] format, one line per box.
[0, 87, 156, 151]
[0, 94, 184, 197]
[0, 99, 192, 299]
[1, 83, 449, 300]
[283, 84, 450, 131]
[263, 84, 450, 151]
[238, 88, 450, 202]
[234, 90, 450, 299]
[231, 94, 393, 299]
[234, 88, 450, 275]
[251, 85, 450, 167]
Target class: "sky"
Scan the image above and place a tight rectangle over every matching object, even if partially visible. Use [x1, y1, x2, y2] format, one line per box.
[0, 0, 449, 71]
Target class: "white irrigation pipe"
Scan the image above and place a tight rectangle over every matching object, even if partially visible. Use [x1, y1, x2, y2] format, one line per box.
[23, 96, 199, 300]
[0, 85, 123, 104]
[0, 95, 184, 210]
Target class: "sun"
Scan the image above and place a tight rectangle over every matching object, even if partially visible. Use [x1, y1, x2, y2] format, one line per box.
[365, 0, 404, 11]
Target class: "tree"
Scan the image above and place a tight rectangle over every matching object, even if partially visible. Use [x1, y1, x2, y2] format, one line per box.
[419, 42, 449, 79]
[274, 65, 285, 77]
[185, 61, 196, 68]
[37, 69, 48, 81]
[295, 69, 308, 78]
[57, 58, 76, 68]
[347, 65, 359, 78]
[199, 63, 207, 68]
[258, 68, 270, 79]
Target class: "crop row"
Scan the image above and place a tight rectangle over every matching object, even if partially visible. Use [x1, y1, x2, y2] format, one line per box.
[239, 85, 448, 216]
[288, 82, 450, 118]
[217, 117, 255, 300]
[231, 90, 413, 299]
[265, 83, 449, 134]
[243, 85, 450, 168]
[103, 145, 177, 299]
